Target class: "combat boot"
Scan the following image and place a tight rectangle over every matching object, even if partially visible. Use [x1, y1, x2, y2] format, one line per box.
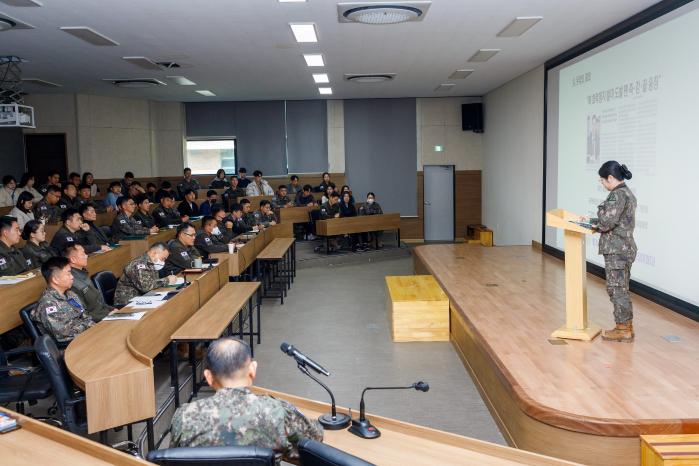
[602, 322, 634, 342]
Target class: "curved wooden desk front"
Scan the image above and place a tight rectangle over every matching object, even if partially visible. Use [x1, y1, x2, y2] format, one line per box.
[66, 261, 226, 434]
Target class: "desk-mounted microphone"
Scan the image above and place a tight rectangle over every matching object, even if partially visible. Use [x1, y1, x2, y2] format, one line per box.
[280, 342, 350, 430]
[349, 381, 429, 439]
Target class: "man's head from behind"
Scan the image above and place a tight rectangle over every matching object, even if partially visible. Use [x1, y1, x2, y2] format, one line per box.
[204, 338, 256, 390]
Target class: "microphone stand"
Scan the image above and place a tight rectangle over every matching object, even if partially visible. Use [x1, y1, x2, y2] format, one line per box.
[349, 383, 428, 439]
[296, 363, 351, 430]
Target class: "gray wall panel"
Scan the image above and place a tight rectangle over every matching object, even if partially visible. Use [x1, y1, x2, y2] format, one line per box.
[0, 128, 26, 180]
[286, 100, 327, 174]
[234, 101, 286, 176]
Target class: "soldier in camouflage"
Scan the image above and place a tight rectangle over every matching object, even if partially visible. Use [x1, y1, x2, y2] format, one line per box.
[170, 338, 323, 464]
[112, 196, 159, 241]
[589, 161, 637, 342]
[31, 257, 95, 344]
[114, 243, 176, 306]
[272, 185, 294, 209]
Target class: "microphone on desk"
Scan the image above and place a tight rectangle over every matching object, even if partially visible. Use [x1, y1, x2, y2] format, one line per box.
[349, 381, 430, 439]
[280, 342, 351, 430]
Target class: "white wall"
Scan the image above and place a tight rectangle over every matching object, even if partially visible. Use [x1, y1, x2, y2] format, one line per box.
[482, 65, 544, 246]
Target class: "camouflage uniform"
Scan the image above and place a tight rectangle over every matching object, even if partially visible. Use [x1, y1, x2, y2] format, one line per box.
[170, 386, 323, 464]
[33, 198, 60, 223]
[31, 287, 94, 343]
[133, 210, 156, 229]
[153, 204, 182, 228]
[70, 267, 113, 321]
[21, 241, 56, 268]
[0, 241, 33, 276]
[114, 254, 170, 306]
[592, 183, 637, 324]
[111, 212, 151, 241]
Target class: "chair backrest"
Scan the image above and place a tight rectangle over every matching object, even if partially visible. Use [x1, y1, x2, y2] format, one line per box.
[33, 335, 75, 418]
[298, 439, 375, 466]
[19, 301, 41, 343]
[147, 446, 276, 466]
[92, 270, 117, 306]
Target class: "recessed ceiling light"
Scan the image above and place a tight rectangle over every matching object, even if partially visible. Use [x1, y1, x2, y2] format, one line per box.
[318, 87, 332, 95]
[312, 73, 329, 84]
[0, 0, 43, 5]
[434, 83, 455, 92]
[122, 56, 162, 70]
[103, 78, 166, 88]
[22, 78, 61, 87]
[303, 54, 325, 67]
[167, 76, 196, 86]
[468, 49, 500, 62]
[449, 69, 474, 79]
[196, 90, 216, 97]
[279, 0, 306, 2]
[289, 23, 318, 43]
[338, 2, 432, 24]
[0, 17, 15, 30]
[497, 16, 543, 37]
[60, 26, 119, 46]
[345, 73, 395, 83]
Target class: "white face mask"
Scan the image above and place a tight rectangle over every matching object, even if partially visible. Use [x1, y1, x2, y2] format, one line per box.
[212, 226, 221, 236]
[367, 198, 375, 204]
[153, 259, 165, 271]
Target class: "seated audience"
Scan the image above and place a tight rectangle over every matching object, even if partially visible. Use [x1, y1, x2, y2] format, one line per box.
[76, 184, 93, 208]
[199, 190, 219, 217]
[79, 203, 112, 249]
[228, 203, 251, 236]
[0, 216, 33, 276]
[245, 170, 274, 196]
[359, 192, 384, 247]
[133, 194, 156, 228]
[340, 185, 355, 205]
[81, 172, 99, 197]
[51, 208, 88, 254]
[316, 172, 332, 193]
[295, 185, 317, 240]
[177, 167, 201, 198]
[153, 192, 184, 227]
[31, 257, 94, 344]
[320, 193, 341, 251]
[295, 184, 316, 207]
[321, 184, 336, 205]
[18, 173, 43, 202]
[256, 200, 277, 227]
[10, 191, 35, 229]
[34, 185, 62, 223]
[155, 180, 178, 202]
[287, 175, 301, 197]
[240, 199, 258, 230]
[273, 185, 294, 209]
[128, 181, 146, 198]
[339, 192, 363, 251]
[120, 171, 134, 194]
[114, 242, 175, 306]
[104, 181, 122, 211]
[64, 244, 113, 321]
[145, 182, 158, 202]
[0, 175, 18, 207]
[111, 196, 158, 241]
[21, 220, 56, 267]
[178, 189, 200, 218]
[209, 169, 228, 189]
[195, 216, 230, 256]
[170, 337, 323, 462]
[222, 176, 245, 209]
[38, 170, 61, 196]
[68, 172, 81, 188]
[237, 167, 251, 189]
[164, 222, 202, 274]
[57, 183, 79, 214]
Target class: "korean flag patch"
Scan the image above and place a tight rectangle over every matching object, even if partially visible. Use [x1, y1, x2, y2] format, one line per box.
[45, 305, 58, 315]
[159, 212, 166, 217]
[67, 236, 74, 242]
[204, 237, 211, 243]
[180, 251, 189, 258]
[0, 258, 7, 269]
[136, 264, 146, 270]
[120, 219, 126, 224]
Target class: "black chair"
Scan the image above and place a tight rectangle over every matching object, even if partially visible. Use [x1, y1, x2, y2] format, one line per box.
[34, 335, 87, 434]
[92, 270, 117, 306]
[147, 446, 276, 466]
[298, 439, 375, 466]
[0, 344, 53, 414]
[19, 302, 40, 343]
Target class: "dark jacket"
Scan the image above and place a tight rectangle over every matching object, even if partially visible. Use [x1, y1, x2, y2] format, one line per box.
[70, 267, 112, 321]
[319, 202, 340, 220]
[133, 210, 156, 229]
[50, 226, 81, 254]
[339, 201, 357, 218]
[165, 239, 202, 275]
[21, 241, 56, 267]
[80, 222, 111, 250]
[153, 205, 182, 228]
[195, 231, 229, 256]
[0, 241, 33, 276]
[178, 200, 200, 218]
[111, 212, 151, 241]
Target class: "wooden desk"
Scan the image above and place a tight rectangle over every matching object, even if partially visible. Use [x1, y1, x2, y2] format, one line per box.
[257, 237, 295, 260]
[95, 211, 116, 226]
[185, 258, 229, 307]
[278, 206, 315, 224]
[315, 213, 400, 252]
[0, 407, 152, 466]
[0, 246, 135, 333]
[257, 237, 296, 304]
[252, 387, 580, 466]
[244, 195, 274, 211]
[121, 229, 176, 257]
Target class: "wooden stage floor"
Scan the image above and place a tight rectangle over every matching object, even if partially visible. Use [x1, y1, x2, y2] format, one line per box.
[412, 244, 699, 466]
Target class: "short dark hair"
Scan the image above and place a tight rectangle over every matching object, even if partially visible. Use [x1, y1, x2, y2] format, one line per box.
[78, 203, 96, 216]
[206, 189, 217, 197]
[328, 182, 336, 189]
[259, 200, 271, 208]
[69, 172, 80, 180]
[183, 188, 195, 197]
[239, 198, 250, 206]
[130, 180, 142, 187]
[278, 185, 287, 191]
[216, 169, 225, 177]
[159, 191, 175, 201]
[330, 192, 340, 199]
[41, 256, 70, 283]
[48, 169, 60, 177]
[46, 185, 61, 195]
[78, 183, 90, 191]
[229, 175, 238, 181]
[183, 167, 191, 174]
[21, 220, 41, 240]
[161, 180, 172, 189]
[2, 175, 16, 185]
[177, 222, 195, 236]
[146, 182, 157, 190]
[134, 193, 149, 206]
[253, 170, 262, 177]
[230, 203, 242, 213]
[212, 206, 227, 217]
[62, 243, 84, 259]
[109, 181, 121, 190]
[367, 192, 376, 198]
[238, 167, 247, 173]
[0, 216, 17, 234]
[302, 184, 312, 192]
[116, 195, 132, 207]
[61, 208, 80, 223]
[149, 242, 167, 252]
[290, 175, 299, 181]
[202, 216, 217, 228]
[124, 171, 134, 178]
[63, 183, 76, 192]
[205, 338, 252, 379]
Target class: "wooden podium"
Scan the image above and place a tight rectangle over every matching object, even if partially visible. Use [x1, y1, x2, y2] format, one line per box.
[546, 209, 601, 341]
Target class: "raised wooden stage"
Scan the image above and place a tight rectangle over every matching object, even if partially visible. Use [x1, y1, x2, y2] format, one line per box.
[412, 244, 699, 466]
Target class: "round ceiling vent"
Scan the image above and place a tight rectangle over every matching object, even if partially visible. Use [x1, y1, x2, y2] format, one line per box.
[0, 18, 17, 31]
[346, 74, 395, 83]
[343, 5, 423, 25]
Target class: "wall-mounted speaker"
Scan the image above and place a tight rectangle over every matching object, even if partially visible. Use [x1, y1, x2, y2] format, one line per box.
[461, 103, 484, 133]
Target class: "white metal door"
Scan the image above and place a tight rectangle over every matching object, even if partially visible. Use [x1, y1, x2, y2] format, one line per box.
[423, 165, 454, 241]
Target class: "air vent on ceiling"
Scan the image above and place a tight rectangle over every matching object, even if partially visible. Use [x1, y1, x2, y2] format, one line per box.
[345, 73, 395, 83]
[22, 78, 62, 87]
[103, 78, 166, 88]
[338, 2, 431, 24]
[156, 61, 181, 69]
[434, 83, 455, 92]
[0, 0, 43, 6]
[60, 27, 118, 46]
[0, 12, 34, 29]
[122, 56, 162, 70]
[449, 69, 473, 80]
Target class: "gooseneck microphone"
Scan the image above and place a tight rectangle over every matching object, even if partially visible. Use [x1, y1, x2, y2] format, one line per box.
[349, 381, 430, 439]
[280, 342, 350, 430]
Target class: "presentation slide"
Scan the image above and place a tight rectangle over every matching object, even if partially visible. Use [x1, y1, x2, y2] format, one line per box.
[546, 4, 699, 307]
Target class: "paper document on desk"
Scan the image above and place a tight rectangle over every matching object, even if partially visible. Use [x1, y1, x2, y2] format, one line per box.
[103, 311, 146, 321]
[127, 297, 168, 309]
[0, 272, 36, 285]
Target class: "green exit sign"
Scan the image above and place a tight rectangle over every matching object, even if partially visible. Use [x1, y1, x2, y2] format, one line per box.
[434, 145, 444, 152]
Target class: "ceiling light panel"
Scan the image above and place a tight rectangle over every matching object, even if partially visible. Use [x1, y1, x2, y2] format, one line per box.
[167, 76, 196, 86]
[303, 54, 325, 67]
[0, 0, 43, 6]
[289, 23, 318, 43]
[196, 90, 216, 96]
[449, 69, 474, 79]
[0, 12, 33, 29]
[338, 2, 432, 24]
[60, 26, 119, 46]
[312, 73, 329, 84]
[468, 49, 500, 62]
[122, 56, 162, 70]
[278, 0, 306, 2]
[22, 78, 61, 87]
[434, 83, 455, 92]
[497, 16, 543, 37]
[318, 87, 332, 95]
